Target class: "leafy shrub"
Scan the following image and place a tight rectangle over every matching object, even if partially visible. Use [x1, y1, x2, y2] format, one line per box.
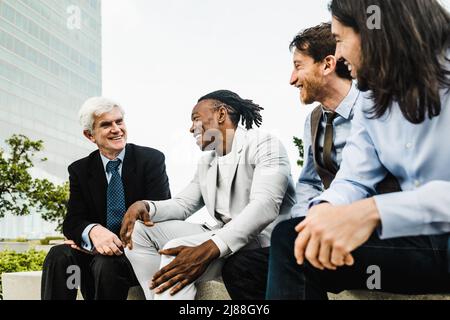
[293, 136, 305, 167]
[0, 249, 47, 299]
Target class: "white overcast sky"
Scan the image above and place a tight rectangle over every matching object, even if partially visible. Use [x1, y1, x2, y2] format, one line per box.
[101, 0, 450, 195]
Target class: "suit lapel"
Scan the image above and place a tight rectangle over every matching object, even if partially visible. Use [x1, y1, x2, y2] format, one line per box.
[122, 144, 137, 207]
[88, 151, 108, 225]
[206, 157, 218, 215]
[225, 128, 245, 199]
[204, 128, 246, 215]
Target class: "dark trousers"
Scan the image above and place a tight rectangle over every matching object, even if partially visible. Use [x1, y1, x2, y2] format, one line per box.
[41, 244, 138, 300]
[222, 247, 270, 300]
[265, 218, 450, 300]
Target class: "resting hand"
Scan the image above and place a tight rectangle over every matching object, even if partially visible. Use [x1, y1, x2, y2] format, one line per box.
[151, 240, 220, 296]
[295, 198, 380, 270]
[64, 240, 96, 255]
[90, 225, 124, 256]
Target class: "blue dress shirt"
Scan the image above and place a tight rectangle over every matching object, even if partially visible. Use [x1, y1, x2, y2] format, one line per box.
[292, 83, 360, 217]
[311, 84, 450, 239]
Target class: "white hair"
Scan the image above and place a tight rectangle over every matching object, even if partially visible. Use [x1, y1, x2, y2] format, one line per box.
[78, 97, 125, 132]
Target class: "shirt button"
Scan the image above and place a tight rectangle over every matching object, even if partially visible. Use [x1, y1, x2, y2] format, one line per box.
[414, 180, 421, 187]
[406, 142, 413, 149]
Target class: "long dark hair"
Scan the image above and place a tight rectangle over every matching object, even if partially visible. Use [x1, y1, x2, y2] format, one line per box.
[330, 0, 450, 123]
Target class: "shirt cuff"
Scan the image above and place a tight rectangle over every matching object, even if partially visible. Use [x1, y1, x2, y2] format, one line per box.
[145, 200, 157, 220]
[210, 234, 231, 258]
[81, 224, 98, 251]
[291, 204, 307, 218]
[309, 189, 348, 208]
[308, 200, 328, 209]
[373, 192, 424, 239]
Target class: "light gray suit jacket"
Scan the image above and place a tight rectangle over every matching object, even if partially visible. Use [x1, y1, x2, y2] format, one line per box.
[151, 127, 296, 254]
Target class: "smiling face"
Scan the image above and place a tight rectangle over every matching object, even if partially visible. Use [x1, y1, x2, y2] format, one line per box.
[289, 49, 325, 105]
[189, 100, 222, 151]
[84, 107, 127, 159]
[332, 16, 362, 79]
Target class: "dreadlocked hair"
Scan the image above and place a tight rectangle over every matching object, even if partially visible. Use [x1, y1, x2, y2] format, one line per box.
[198, 90, 264, 129]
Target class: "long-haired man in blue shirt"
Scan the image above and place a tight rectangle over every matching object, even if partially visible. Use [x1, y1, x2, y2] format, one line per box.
[267, 0, 450, 300]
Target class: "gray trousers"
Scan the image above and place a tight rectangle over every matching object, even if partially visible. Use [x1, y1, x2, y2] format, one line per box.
[125, 220, 225, 300]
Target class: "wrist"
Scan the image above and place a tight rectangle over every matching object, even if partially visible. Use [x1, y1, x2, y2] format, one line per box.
[89, 224, 101, 240]
[203, 240, 221, 260]
[361, 198, 381, 227]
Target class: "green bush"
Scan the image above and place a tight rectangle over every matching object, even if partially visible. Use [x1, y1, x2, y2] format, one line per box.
[0, 249, 47, 299]
[293, 136, 305, 167]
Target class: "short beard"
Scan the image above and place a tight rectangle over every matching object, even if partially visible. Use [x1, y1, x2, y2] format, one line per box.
[301, 75, 323, 105]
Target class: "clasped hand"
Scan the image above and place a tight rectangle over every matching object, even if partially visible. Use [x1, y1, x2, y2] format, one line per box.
[295, 198, 380, 270]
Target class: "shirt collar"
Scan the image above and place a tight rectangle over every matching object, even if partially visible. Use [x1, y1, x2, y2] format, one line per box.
[322, 82, 360, 120]
[100, 147, 126, 172]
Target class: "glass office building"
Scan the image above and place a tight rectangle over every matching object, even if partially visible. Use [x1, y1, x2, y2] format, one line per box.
[0, 0, 101, 179]
[0, 0, 102, 237]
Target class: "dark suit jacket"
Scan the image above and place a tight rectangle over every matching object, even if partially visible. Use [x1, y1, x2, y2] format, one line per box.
[63, 143, 171, 245]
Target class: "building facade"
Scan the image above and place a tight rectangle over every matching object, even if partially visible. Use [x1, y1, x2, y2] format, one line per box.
[0, 0, 102, 238]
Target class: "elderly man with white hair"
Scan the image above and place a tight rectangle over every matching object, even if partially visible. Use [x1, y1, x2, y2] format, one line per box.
[41, 97, 171, 300]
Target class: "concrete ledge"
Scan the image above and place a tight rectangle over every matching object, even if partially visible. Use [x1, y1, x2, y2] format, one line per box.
[0, 242, 31, 253]
[2, 271, 449, 300]
[329, 290, 450, 300]
[2, 271, 42, 300]
[126, 281, 232, 300]
[0, 243, 54, 253]
[196, 281, 231, 300]
[1, 271, 232, 300]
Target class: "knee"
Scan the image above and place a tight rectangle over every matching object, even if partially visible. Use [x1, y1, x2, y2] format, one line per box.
[130, 221, 148, 245]
[43, 245, 73, 267]
[162, 238, 183, 251]
[271, 218, 303, 250]
[90, 255, 127, 279]
[159, 239, 183, 268]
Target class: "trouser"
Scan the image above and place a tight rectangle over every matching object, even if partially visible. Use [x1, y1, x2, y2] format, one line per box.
[41, 244, 138, 300]
[265, 218, 450, 300]
[222, 247, 269, 300]
[124, 220, 226, 300]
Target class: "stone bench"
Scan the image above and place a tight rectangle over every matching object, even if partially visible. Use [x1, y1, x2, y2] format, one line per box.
[0, 271, 230, 300]
[2, 271, 449, 300]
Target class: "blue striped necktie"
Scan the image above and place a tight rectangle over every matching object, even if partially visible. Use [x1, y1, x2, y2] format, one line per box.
[106, 159, 126, 234]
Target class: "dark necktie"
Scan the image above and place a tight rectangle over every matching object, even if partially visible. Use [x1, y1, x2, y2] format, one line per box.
[106, 159, 126, 234]
[323, 112, 337, 172]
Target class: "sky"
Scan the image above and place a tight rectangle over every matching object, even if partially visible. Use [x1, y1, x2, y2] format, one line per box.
[102, 0, 331, 197]
[101, 0, 450, 199]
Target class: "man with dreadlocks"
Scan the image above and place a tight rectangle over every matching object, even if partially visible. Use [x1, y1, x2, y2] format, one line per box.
[120, 90, 296, 300]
